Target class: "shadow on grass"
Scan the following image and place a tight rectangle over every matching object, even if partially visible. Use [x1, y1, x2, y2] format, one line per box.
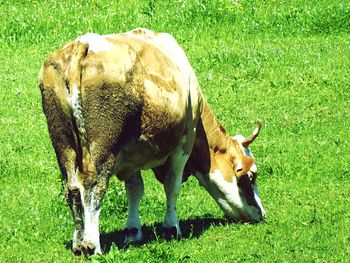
[101, 215, 230, 253]
[65, 214, 231, 253]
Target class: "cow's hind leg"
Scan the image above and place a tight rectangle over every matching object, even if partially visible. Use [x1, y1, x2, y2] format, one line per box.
[162, 147, 190, 240]
[58, 152, 85, 255]
[60, 153, 109, 256]
[124, 172, 144, 245]
[66, 182, 84, 255]
[79, 166, 110, 256]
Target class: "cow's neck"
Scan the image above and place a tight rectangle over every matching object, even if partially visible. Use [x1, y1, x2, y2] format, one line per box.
[185, 101, 230, 178]
[200, 101, 229, 153]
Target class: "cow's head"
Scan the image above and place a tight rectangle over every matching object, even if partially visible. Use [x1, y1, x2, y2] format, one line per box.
[194, 121, 265, 222]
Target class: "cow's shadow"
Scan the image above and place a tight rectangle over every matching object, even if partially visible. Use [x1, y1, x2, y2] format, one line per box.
[100, 215, 229, 253]
[65, 215, 231, 253]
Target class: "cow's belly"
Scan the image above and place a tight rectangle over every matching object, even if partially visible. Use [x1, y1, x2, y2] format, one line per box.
[112, 137, 173, 180]
[112, 108, 191, 181]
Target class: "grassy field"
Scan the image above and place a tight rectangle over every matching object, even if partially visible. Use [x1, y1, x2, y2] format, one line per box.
[1, 0, 349, 262]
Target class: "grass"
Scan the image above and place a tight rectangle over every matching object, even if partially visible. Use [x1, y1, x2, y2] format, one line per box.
[1, 0, 349, 262]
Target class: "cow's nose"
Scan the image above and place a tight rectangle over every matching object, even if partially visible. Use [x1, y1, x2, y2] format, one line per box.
[250, 207, 265, 222]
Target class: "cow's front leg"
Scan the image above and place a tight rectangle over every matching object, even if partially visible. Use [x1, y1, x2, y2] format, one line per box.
[163, 172, 182, 240]
[162, 150, 190, 240]
[124, 172, 144, 245]
[81, 178, 108, 255]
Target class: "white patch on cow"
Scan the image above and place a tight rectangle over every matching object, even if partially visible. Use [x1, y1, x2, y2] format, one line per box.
[70, 85, 86, 143]
[198, 169, 263, 221]
[250, 163, 258, 173]
[253, 184, 266, 219]
[82, 193, 102, 254]
[209, 169, 243, 213]
[232, 135, 245, 144]
[236, 160, 243, 172]
[72, 229, 81, 250]
[70, 84, 79, 109]
[195, 171, 239, 219]
[163, 137, 190, 236]
[76, 33, 113, 53]
[67, 168, 81, 191]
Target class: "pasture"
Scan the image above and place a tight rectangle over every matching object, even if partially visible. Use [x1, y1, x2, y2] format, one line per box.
[1, 0, 349, 262]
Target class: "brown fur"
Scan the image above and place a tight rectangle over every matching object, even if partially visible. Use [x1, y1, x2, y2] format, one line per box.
[185, 101, 255, 183]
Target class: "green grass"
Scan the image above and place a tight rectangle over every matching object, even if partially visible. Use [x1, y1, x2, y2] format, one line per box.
[1, 0, 349, 262]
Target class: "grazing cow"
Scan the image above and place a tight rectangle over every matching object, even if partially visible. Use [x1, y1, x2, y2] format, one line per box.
[39, 28, 265, 256]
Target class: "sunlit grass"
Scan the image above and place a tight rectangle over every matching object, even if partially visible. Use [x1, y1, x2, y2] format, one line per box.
[0, 0, 349, 262]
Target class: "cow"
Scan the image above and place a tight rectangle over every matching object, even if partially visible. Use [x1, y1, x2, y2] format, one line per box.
[39, 28, 265, 256]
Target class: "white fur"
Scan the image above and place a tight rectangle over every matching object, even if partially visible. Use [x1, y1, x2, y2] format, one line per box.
[250, 163, 258, 173]
[196, 169, 264, 221]
[232, 135, 245, 144]
[236, 160, 243, 171]
[67, 167, 82, 191]
[82, 193, 102, 254]
[253, 185, 266, 218]
[70, 85, 86, 143]
[76, 33, 113, 53]
[72, 229, 80, 249]
[163, 139, 190, 236]
[209, 169, 243, 210]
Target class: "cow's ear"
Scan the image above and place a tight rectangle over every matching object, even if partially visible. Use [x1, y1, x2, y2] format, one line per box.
[236, 155, 254, 177]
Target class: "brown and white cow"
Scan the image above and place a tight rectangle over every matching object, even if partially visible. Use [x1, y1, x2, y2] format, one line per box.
[39, 28, 265, 256]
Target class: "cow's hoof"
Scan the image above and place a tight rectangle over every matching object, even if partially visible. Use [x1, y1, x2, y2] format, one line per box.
[81, 241, 97, 257]
[72, 240, 84, 256]
[123, 227, 142, 246]
[162, 226, 182, 241]
[72, 246, 82, 256]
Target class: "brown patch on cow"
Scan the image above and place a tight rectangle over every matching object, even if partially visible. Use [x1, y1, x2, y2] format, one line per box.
[185, 101, 233, 179]
[185, 97, 257, 183]
[242, 155, 254, 175]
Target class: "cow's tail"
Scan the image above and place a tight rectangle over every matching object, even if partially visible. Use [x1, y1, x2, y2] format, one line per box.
[39, 40, 91, 178]
[65, 41, 91, 174]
